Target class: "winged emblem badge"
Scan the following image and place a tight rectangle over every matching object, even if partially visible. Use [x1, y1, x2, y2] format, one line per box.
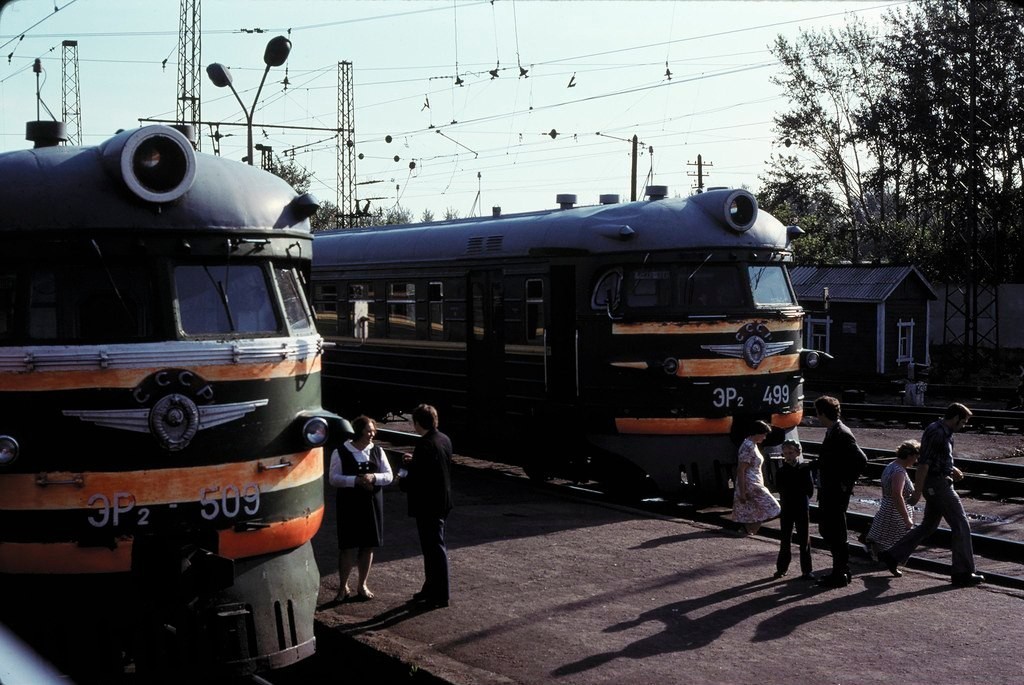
[701, 322, 792, 369]
[63, 368, 267, 451]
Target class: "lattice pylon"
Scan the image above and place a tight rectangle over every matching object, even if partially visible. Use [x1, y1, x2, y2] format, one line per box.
[61, 40, 82, 146]
[176, 0, 201, 149]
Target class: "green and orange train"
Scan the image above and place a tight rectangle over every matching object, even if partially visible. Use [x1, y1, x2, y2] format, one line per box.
[312, 187, 824, 498]
[0, 124, 344, 683]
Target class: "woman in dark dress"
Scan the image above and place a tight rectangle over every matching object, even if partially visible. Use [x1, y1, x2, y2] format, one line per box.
[328, 416, 393, 601]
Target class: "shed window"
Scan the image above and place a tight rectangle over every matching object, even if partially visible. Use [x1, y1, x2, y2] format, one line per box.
[807, 316, 831, 354]
[897, 319, 915, 364]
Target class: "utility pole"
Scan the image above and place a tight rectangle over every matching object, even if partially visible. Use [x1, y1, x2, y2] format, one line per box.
[630, 135, 638, 201]
[60, 40, 81, 146]
[337, 61, 358, 227]
[177, 0, 201, 149]
[687, 154, 712, 193]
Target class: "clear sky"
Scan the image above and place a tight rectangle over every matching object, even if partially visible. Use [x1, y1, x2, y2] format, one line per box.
[0, 0, 902, 219]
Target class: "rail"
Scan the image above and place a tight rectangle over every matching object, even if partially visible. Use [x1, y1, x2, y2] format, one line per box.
[800, 440, 1024, 498]
[801, 401, 1024, 432]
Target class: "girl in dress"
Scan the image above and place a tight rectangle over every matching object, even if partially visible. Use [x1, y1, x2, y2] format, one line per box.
[732, 420, 782, 535]
[866, 440, 920, 575]
[329, 415, 394, 601]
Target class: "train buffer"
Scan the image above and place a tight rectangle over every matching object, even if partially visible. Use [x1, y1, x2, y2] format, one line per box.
[306, 453, 1023, 685]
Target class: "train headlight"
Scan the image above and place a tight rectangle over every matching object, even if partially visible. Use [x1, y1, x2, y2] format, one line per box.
[724, 190, 757, 232]
[801, 349, 833, 370]
[101, 125, 197, 204]
[0, 435, 19, 465]
[302, 417, 329, 447]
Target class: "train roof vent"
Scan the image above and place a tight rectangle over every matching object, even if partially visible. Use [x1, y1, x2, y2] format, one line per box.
[599, 194, 620, 205]
[466, 235, 505, 254]
[645, 185, 669, 200]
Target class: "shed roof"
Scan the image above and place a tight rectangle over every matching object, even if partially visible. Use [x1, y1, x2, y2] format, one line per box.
[789, 264, 937, 303]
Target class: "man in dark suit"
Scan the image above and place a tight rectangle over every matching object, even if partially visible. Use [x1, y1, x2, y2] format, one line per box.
[400, 404, 453, 608]
[813, 395, 867, 588]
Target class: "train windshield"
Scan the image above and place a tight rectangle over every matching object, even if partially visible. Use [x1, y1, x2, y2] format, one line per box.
[1, 266, 156, 343]
[175, 264, 280, 336]
[594, 263, 795, 315]
[679, 265, 744, 309]
[748, 265, 796, 306]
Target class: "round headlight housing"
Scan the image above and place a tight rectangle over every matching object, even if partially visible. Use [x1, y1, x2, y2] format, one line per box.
[0, 435, 19, 465]
[302, 417, 329, 447]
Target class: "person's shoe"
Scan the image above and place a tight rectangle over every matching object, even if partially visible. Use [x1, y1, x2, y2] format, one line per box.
[412, 589, 430, 602]
[424, 598, 449, 609]
[879, 551, 901, 577]
[800, 573, 815, 581]
[951, 572, 984, 587]
[773, 570, 787, 580]
[816, 573, 850, 588]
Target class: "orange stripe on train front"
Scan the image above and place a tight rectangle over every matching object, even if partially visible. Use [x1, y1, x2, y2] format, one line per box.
[0, 506, 325, 574]
[673, 355, 799, 377]
[0, 449, 323, 511]
[612, 320, 802, 335]
[0, 357, 321, 392]
[615, 417, 734, 435]
[615, 409, 802, 435]
[218, 506, 324, 559]
[772, 409, 803, 429]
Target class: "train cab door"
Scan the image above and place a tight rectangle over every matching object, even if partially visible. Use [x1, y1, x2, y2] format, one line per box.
[466, 270, 506, 443]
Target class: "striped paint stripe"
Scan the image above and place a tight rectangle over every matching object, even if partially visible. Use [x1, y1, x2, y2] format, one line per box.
[0, 357, 321, 392]
[0, 506, 324, 574]
[0, 449, 323, 510]
[612, 319, 803, 335]
[671, 355, 799, 376]
[614, 408, 803, 435]
[611, 355, 800, 376]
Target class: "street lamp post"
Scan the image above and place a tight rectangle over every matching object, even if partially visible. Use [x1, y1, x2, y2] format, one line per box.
[206, 35, 292, 165]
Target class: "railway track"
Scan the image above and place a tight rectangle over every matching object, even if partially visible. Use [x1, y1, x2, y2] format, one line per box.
[376, 427, 1024, 590]
[800, 440, 1024, 498]
[803, 401, 1024, 432]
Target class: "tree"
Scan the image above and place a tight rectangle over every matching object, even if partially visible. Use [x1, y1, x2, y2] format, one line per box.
[265, 155, 341, 232]
[765, 0, 1024, 281]
[757, 154, 847, 265]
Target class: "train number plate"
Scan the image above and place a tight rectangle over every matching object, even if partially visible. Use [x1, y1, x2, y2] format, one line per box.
[86, 483, 261, 528]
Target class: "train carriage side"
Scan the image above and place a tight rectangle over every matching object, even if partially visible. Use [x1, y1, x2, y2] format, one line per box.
[312, 188, 815, 498]
[0, 126, 339, 683]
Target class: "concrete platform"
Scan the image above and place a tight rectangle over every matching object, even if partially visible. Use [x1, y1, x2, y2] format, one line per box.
[309, 455, 1024, 685]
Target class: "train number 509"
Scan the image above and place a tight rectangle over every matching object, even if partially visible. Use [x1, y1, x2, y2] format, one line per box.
[200, 484, 261, 520]
[762, 385, 790, 405]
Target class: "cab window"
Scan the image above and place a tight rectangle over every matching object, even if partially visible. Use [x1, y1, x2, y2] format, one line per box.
[749, 265, 795, 306]
[175, 264, 278, 336]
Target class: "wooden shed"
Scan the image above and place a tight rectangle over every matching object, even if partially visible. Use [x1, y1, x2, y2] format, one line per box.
[789, 265, 937, 379]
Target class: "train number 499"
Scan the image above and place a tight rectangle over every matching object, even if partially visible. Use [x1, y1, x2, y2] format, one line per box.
[762, 384, 791, 405]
